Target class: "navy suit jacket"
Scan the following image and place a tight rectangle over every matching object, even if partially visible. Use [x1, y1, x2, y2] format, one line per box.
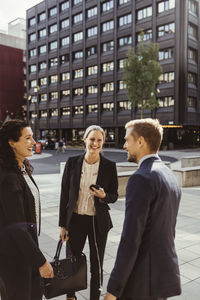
[107, 157, 181, 299]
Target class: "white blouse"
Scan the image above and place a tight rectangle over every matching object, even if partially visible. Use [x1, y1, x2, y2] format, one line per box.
[74, 159, 100, 216]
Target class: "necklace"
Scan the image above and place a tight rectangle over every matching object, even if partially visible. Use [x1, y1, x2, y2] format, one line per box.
[21, 164, 27, 174]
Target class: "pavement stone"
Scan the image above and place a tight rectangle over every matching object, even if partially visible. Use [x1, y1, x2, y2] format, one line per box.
[32, 149, 200, 300]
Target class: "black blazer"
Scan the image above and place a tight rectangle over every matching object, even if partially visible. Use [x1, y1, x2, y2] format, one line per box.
[107, 157, 181, 299]
[0, 168, 46, 285]
[59, 154, 118, 234]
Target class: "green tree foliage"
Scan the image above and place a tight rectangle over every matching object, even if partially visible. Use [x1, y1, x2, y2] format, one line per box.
[123, 37, 162, 118]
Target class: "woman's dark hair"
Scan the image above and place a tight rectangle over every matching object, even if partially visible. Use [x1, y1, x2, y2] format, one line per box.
[0, 119, 33, 175]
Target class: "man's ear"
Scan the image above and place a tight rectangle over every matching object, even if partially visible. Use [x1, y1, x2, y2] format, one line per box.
[8, 140, 15, 149]
[138, 136, 145, 146]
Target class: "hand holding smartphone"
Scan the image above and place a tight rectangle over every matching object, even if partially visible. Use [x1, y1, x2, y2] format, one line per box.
[89, 184, 100, 191]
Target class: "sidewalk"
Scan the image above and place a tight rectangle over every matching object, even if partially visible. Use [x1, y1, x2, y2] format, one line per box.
[35, 170, 200, 300]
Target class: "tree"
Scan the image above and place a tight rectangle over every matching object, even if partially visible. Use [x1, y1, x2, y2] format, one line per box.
[123, 36, 162, 118]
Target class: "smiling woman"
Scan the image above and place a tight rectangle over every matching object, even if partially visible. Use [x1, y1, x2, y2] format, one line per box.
[0, 119, 53, 300]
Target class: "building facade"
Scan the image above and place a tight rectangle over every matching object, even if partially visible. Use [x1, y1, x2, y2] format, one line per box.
[0, 23, 26, 122]
[26, 0, 200, 147]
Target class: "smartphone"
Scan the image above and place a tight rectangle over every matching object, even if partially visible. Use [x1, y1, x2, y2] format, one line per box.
[89, 184, 100, 191]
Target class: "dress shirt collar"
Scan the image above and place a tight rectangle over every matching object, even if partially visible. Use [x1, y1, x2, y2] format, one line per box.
[138, 153, 159, 168]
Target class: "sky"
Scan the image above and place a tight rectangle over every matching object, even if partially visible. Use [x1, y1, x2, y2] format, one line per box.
[0, 0, 42, 31]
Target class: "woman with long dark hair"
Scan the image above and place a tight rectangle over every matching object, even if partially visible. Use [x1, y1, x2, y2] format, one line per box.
[0, 119, 53, 300]
[59, 125, 118, 300]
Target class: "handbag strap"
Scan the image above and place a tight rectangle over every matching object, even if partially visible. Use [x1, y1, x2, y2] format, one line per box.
[54, 239, 63, 260]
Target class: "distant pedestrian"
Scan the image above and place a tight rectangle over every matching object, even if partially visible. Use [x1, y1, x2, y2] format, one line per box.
[56, 139, 64, 153]
[104, 118, 181, 300]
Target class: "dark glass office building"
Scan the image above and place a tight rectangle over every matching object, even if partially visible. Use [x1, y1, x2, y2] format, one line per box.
[26, 0, 200, 148]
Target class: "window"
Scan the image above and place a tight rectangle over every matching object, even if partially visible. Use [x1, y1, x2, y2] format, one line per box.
[137, 29, 152, 42]
[30, 111, 37, 118]
[60, 54, 69, 64]
[61, 90, 70, 97]
[102, 82, 114, 92]
[50, 75, 58, 84]
[61, 36, 70, 46]
[102, 41, 114, 52]
[74, 88, 83, 96]
[137, 6, 152, 20]
[39, 77, 47, 86]
[87, 26, 98, 37]
[102, 20, 114, 32]
[49, 7, 57, 17]
[29, 48, 36, 57]
[29, 33, 36, 42]
[73, 51, 83, 59]
[39, 45, 47, 54]
[73, 13, 83, 24]
[102, 62, 114, 72]
[157, 23, 175, 37]
[158, 0, 175, 14]
[50, 109, 58, 117]
[87, 85, 98, 94]
[39, 62, 47, 70]
[188, 72, 197, 85]
[74, 0, 82, 5]
[188, 48, 197, 62]
[87, 65, 98, 76]
[29, 65, 36, 73]
[118, 81, 127, 90]
[189, 0, 198, 15]
[87, 7, 97, 18]
[61, 18, 69, 29]
[60, 1, 69, 11]
[118, 59, 126, 69]
[87, 104, 98, 113]
[30, 80, 37, 88]
[102, 0, 114, 12]
[187, 96, 197, 108]
[159, 96, 174, 107]
[118, 36, 132, 47]
[188, 23, 198, 38]
[61, 72, 70, 81]
[102, 103, 114, 112]
[29, 17, 36, 26]
[73, 31, 83, 42]
[119, 0, 131, 5]
[159, 72, 175, 83]
[49, 41, 57, 51]
[49, 57, 58, 67]
[40, 94, 47, 102]
[39, 12, 46, 22]
[74, 106, 83, 115]
[119, 14, 132, 26]
[39, 28, 46, 38]
[50, 92, 58, 100]
[118, 101, 131, 111]
[29, 95, 37, 103]
[49, 24, 57, 34]
[159, 48, 174, 60]
[74, 69, 83, 78]
[87, 46, 96, 57]
[40, 110, 47, 118]
[61, 107, 70, 116]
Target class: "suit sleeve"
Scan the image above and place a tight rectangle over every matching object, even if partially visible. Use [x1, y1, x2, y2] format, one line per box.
[59, 157, 71, 227]
[0, 174, 46, 268]
[103, 162, 118, 204]
[107, 173, 154, 297]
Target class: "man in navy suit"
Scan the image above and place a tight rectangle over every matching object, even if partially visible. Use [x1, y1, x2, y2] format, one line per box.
[104, 119, 181, 300]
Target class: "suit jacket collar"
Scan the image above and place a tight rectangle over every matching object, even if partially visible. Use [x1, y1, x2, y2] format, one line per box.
[139, 156, 161, 169]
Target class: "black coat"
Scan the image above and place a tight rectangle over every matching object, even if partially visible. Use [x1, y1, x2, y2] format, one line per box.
[59, 154, 118, 234]
[107, 157, 181, 299]
[0, 167, 46, 299]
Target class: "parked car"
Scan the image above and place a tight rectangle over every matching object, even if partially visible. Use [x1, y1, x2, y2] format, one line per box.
[45, 139, 55, 150]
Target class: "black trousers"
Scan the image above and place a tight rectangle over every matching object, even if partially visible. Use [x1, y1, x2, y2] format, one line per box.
[67, 213, 108, 300]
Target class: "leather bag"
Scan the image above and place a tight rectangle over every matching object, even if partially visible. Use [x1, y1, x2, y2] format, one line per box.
[43, 239, 87, 299]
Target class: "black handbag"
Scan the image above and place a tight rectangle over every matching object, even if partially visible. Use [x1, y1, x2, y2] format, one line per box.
[43, 239, 87, 299]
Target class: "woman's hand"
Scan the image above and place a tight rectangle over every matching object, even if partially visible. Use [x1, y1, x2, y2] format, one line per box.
[39, 261, 54, 278]
[89, 187, 106, 199]
[59, 227, 69, 243]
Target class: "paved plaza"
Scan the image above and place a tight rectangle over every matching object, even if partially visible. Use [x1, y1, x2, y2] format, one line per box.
[32, 149, 200, 300]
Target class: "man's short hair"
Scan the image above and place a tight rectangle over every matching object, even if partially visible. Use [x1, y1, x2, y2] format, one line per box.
[125, 118, 163, 152]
